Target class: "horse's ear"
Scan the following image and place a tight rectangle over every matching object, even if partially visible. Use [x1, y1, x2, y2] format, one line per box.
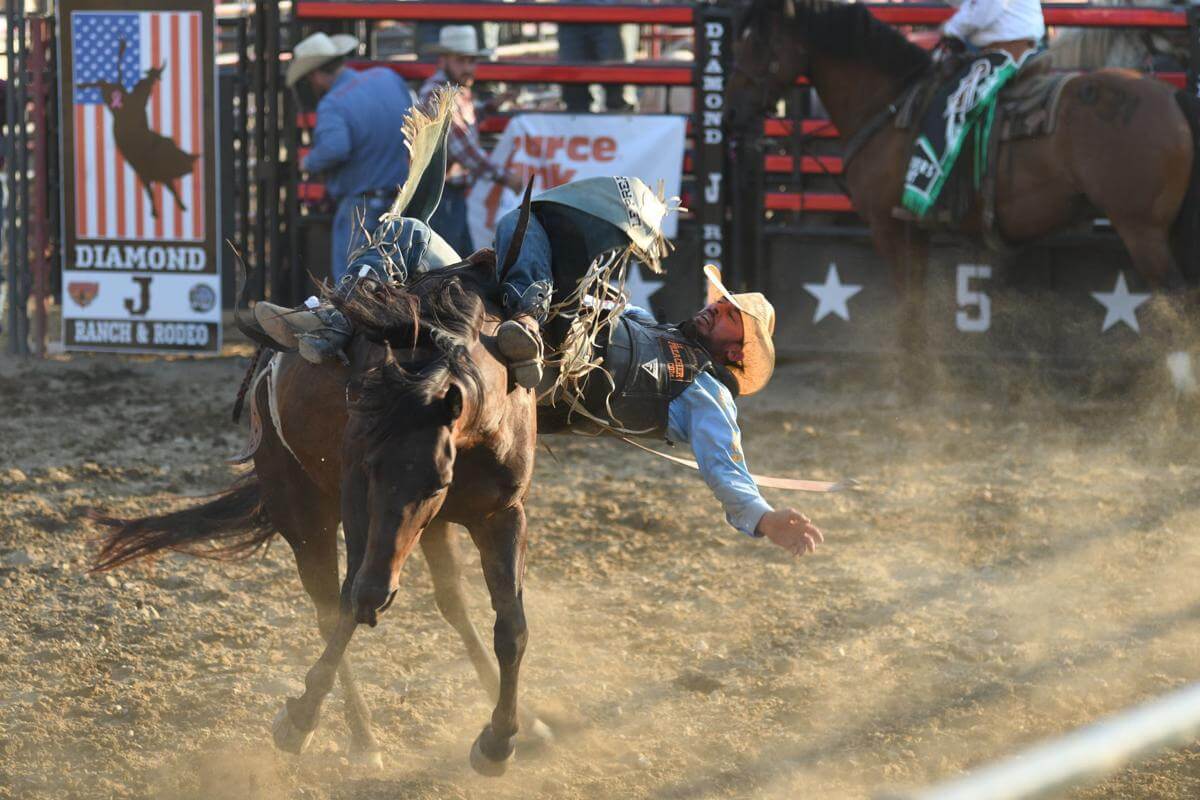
[442, 383, 464, 424]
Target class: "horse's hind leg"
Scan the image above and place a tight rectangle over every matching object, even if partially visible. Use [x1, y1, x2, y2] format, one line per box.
[142, 180, 159, 220]
[421, 521, 552, 747]
[254, 436, 382, 764]
[1113, 220, 1197, 394]
[285, 513, 383, 768]
[465, 505, 530, 777]
[167, 179, 188, 213]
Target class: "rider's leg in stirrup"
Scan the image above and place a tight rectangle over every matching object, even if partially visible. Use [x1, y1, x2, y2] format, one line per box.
[494, 208, 553, 389]
[255, 218, 431, 364]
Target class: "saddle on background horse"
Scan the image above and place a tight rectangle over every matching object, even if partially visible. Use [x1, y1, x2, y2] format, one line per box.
[895, 51, 1078, 242]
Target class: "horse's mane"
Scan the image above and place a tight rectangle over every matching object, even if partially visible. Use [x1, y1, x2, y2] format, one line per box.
[748, 0, 931, 79]
[332, 260, 496, 432]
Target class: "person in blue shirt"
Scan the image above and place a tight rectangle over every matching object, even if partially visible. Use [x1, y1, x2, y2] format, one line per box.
[581, 268, 824, 555]
[286, 32, 416, 283]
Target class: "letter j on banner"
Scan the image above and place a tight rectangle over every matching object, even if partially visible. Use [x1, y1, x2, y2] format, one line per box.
[57, 0, 221, 354]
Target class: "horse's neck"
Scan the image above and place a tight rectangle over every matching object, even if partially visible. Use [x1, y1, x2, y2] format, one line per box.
[808, 55, 908, 143]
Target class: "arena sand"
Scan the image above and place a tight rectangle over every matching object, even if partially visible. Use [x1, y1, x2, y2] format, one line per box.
[1, 345, 1199, 799]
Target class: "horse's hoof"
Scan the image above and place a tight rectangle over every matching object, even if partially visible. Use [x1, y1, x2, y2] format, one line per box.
[272, 705, 315, 755]
[516, 717, 555, 757]
[1167, 351, 1198, 394]
[350, 747, 384, 771]
[469, 725, 515, 777]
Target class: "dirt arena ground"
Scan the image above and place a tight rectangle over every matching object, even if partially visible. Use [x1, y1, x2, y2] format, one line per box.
[2, 340, 1200, 799]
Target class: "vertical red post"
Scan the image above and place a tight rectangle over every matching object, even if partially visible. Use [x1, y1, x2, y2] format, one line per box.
[29, 18, 49, 357]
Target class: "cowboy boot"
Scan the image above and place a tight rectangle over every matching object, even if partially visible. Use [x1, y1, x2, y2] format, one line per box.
[497, 280, 551, 389]
[254, 297, 354, 365]
[497, 316, 544, 389]
[254, 299, 321, 350]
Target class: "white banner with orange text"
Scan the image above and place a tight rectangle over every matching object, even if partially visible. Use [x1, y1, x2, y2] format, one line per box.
[466, 113, 686, 253]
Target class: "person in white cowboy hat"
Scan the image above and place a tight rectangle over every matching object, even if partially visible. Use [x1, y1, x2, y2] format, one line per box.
[287, 31, 416, 282]
[418, 25, 523, 256]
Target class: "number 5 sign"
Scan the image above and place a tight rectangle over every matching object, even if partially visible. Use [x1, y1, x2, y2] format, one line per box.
[955, 264, 992, 333]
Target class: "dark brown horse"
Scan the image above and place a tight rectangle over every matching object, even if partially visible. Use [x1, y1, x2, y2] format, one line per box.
[93, 257, 542, 775]
[726, 0, 1200, 386]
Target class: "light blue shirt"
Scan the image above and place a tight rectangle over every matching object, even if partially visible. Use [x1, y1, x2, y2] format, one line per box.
[303, 68, 415, 202]
[624, 307, 773, 537]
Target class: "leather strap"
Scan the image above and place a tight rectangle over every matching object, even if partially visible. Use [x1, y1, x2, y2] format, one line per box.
[619, 436, 858, 494]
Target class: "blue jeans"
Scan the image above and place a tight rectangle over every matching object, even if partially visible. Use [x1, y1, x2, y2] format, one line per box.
[332, 194, 391, 283]
[494, 207, 553, 319]
[557, 24, 627, 112]
[428, 184, 474, 258]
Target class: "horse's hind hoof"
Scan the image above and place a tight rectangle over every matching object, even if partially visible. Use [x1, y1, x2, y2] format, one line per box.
[351, 747, 384, 771]
[272, 705, 315, 755]
[516, 717, 555, 758]
[469, 725, 515, 777]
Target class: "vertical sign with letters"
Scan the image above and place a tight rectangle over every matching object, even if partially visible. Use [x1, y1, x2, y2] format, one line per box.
[694, 5, 732, 286]
[58, 0, 220, 353]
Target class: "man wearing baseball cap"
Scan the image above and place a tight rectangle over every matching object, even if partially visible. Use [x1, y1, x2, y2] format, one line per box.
[287, 32, 416, 282]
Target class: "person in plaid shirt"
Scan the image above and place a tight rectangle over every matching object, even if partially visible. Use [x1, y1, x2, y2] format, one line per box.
[419, 26, 523, 256]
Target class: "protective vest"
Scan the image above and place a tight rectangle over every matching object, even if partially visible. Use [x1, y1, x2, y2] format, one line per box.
[580, 315, 714, 436]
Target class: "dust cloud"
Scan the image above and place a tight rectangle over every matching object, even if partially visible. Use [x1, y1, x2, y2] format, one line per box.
[2, 339, 1199, 799]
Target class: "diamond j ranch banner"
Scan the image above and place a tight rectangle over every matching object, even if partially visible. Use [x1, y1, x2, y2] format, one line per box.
[57, 0, 220, 354]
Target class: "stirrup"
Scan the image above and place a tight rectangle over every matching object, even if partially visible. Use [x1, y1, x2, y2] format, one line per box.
[497, 319, 543, 389]
[507, 357, 543, 390]
[297, 330, 351, 366]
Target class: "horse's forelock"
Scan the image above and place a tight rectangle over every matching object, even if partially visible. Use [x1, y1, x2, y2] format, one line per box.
[340, 267, 490, 434]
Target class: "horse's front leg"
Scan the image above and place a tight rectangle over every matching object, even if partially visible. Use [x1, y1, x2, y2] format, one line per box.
[422, 521, 554, 750]
[868, 214, 931, 398]
[466, 504, 529, 777]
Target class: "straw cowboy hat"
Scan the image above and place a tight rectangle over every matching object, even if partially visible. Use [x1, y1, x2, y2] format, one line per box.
[429, 25, 492, 58]
[703, 264, 776, 396]
[286, 32, 360, 88]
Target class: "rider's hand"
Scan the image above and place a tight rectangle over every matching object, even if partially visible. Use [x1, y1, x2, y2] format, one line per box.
[756, 509, 824, 557]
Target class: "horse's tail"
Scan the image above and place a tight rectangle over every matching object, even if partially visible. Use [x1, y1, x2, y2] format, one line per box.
[1170, 90, 1200, 281]
[90, 474, 274, 572]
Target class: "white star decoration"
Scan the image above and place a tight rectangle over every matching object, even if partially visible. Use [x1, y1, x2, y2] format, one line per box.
[622, 263, 666, 313]
[803, 263, 863, 324]
[1091, 272, 1150, 333]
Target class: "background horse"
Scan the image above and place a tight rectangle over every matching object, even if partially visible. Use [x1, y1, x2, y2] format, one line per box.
[93, 259, 542, 776]
[726, 0, 1200, 392]
[1049, 0, 1190, 71]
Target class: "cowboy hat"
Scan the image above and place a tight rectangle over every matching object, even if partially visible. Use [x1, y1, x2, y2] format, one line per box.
[429, 25, 492, 58]
[286, 32, 360, 88]
[703, 264, 776, 396]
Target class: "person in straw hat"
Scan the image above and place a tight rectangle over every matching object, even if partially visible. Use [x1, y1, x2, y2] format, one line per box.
[418, 25, 523, 256]
[579, 264, 824, 554]
[286, 31, 416, 282]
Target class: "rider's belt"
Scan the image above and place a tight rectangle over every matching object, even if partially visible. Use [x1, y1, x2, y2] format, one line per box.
[580, 317, 713, 437]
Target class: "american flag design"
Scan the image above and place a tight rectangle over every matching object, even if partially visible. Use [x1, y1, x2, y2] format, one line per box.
[71, 11, 204, 241]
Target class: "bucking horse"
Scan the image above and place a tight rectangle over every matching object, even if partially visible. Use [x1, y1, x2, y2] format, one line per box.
[90, 99, 552, 774]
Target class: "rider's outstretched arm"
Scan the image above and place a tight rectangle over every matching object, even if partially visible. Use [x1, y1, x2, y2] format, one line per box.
[666, 372, 823, 557]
